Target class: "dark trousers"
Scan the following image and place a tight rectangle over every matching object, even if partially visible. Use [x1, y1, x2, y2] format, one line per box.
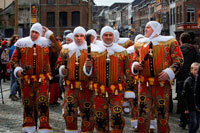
[1, 64, 7, 81]
[177, 81, 188, 127]
[189, 111, 199, 133]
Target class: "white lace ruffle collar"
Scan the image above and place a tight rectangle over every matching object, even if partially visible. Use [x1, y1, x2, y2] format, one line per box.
[91, 42, 126, 56]
[137, 35, 175, 47]
[14, 36, 52, 48]
[126, 45, 134, 54]
[63, 41, 87, 58]
[117, 38, 130, 44]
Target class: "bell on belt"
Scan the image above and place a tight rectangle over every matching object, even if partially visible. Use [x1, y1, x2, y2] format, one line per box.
[115, 90, 118, 95]
[106, 54, 110, 63]
[134, 80, 137, 85]
[106, 92, 108, 98]
[149, 49, 153, 56]
[80, 85, 83, 90]
[75, 58, 79, 65]
[160, 82, 164, 87]
[28, 79, 30, 84]
[146, 81, 149, 87]
[63, 81, 65, 86]
[33, 48, 37, 56]
[48, 75, 53, 80]
[38, 78, 42, 82]
[89, 86, 92, 90]
[95, 89, 98, 96]
[71, 84, 73, 89]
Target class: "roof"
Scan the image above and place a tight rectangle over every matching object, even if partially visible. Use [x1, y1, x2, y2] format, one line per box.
[109, 3, 129, 10]
[132, 0, 142, 6]
[0, 1, 14, 15]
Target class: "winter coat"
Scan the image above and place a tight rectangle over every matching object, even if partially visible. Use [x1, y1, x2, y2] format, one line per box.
[176, 43, 199, 82]
[183, 73, 196, 111]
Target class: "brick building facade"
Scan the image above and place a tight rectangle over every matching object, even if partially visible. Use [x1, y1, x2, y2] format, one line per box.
[175, 0, 200, 40]
[40, 0, 91, 36]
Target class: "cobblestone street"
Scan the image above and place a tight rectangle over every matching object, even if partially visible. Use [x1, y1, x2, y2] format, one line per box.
[0, 81, 199, 133]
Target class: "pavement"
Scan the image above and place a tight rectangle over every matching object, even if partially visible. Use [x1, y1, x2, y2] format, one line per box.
[0, 80, 199, 133]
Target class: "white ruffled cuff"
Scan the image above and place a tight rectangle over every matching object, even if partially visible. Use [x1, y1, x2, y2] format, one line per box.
[38, 129, 53, 133]
[59, 65, 67, 77]
[45, 30, 53, 39]
[22, 126, 36, 133]
[14, 67, 23, 78]
[83, 64, 93, 77]
[150, 119, 156, 129]
[124, 108, 130, 113]
[131, 120, 138, 128]
[131, 62, 139, 75]
[124, 91, 136, 99]
[65, 129, 79, 133]
[163, 68, 175, 81]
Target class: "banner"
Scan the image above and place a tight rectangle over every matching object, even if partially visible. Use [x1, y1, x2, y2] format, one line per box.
[132, 24, 135, 32]
[31, 4, 37, 23]
[197, 9, 200, 28]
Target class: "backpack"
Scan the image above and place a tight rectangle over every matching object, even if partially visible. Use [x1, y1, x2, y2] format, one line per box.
[1, 48, 9, 64]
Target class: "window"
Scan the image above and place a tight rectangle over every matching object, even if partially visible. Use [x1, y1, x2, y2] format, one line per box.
[177, 6, 179, 23]
[187, 8, 195, 23]
[72, 11, 80, 26]
[180, 6, 182, 23]
[170, 8, 172, 25]
[72, 0, 80, 4]
[47, 0, 54, 4]
[59, 12, 67, 27]
[173, 8, 176, 24]
[47, 12, 55, 27]
[170, 0, 175, 3]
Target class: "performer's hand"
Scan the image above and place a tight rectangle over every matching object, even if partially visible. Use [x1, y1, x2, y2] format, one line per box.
[158, 71, 169, 81]
[134, 63, 143, 71]
[85, 58, 93, 68]
[42, 26, 49, 37]
[17, 70, 23, 77]
[184, 110, 189, 114]
[62, 67, 68, 75]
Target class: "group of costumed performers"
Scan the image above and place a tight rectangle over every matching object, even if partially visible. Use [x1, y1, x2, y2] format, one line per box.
[10, 21, 183, 133]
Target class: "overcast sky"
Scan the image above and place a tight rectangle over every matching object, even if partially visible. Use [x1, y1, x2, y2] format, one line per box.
[94, 0, 134, 6]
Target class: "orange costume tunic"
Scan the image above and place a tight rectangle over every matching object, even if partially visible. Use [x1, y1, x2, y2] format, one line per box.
[11, 35, 61, 76]
[133, 38, 183, 80]
[90, 50, 128, 95]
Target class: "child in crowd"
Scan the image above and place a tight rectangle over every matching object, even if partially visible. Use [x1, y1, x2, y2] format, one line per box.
[183, 62, 199, 133]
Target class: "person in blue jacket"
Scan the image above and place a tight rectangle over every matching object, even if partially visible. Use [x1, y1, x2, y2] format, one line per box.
[9, 35, 20, 101]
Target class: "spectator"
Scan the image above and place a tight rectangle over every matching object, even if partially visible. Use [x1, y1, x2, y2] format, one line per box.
[195, 62, 200, 124]
[0, 40, 9, 82]
[0, 38, 2, 47]
[176, 33, 199, 129]
[55, 35, 64, 100]
[55, 36, 63, 43]
[65, 33, 73, 44]
[183, 62, 199, 133]
[9, 35, 20, 101]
